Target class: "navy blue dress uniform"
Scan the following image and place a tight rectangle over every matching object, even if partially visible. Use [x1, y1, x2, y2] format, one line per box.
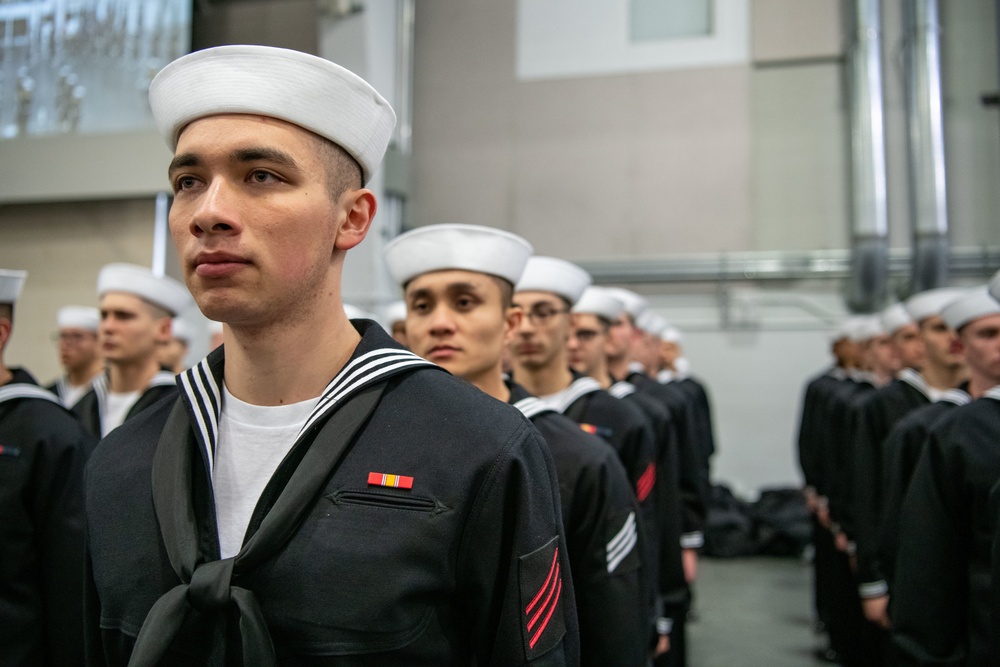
[891, 389, 1000, 666]
[1, 368, 95, 667]
[509, 381, 649, 667]
[84, 322, 579, 665]
[73, 371, 178, 442]
[873, 389, 969, 597]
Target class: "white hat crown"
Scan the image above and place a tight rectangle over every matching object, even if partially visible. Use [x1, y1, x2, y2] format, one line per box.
[58, 306, 100, 331]
[515, 256, 592, 305]
[572, 286, 625, 321]
[940, 287, 1000, 331]
[97, 264, 192, 316]
[905, 287, 967, 322]
[149, 45, 396, 184]
[0, 269, 27, 304]
[384, 224, 533, 287]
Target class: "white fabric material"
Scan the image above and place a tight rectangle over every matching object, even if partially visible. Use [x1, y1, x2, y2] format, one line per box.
[905, 287, 967, 322]
[59, 381, 91, 409]
[881, 303, 913, 334]
[102, 390, 141, 437]
[991, 269, 1000, 302]
[515, 256, 592, 305]
[0, 269, 26, 304]
[149, 45, 395, 184]
[940, 286, 1000, 331]
[57, 305, 100, 331]
[605, 288, 648, 319]
[536, 376, 603, 414]
[98, 263, 191, 316]
[572, 287, 624, 321]
[214, 385, 320, 559]
[382, 300, 407, 326]
[661, 326, 683, 343]
[384, 224, 533, 287]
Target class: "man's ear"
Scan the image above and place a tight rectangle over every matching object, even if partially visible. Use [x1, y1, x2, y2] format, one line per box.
[503, 306, 523, 344]
[334, 189, 377, 251]
[0, 318, 11, 354]
[155, 316, 173, 345]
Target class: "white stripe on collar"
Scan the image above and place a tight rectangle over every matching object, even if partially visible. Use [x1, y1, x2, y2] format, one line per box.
[656, 369, 675, 384]
[179, 347, 436, 479]
[513, 396, 553, 420]
[898, 368, 933, 401]
[940, 388, 972, 406]
[537, 376, 603, 415]
[93, 370, 178, 425]
[829, 367, 849, 380]
[0, 384, 63, 406]
[983, 385, 1000, 402]
[149, 370, 178, 388]
[609, 381, 637, 399]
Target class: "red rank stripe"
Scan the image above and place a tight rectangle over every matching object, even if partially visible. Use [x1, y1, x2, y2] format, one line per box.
[579, 423, 598, 434]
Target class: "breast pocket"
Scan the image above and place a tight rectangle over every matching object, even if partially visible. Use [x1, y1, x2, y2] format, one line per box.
[253, 486, 455, 658]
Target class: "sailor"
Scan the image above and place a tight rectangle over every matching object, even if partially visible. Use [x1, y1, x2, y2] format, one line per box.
[872, 288, 999, 635]
[157, 317, 193, 373]
[568, 285, 684, 661]
[385, 223, 649, 666]
[605, 289, 707, 602]
[891, 286, 1000, 666]
[72, 263, 191, 438]
[85, 45, 577, 665]
[851, 289, 968, 633]
[381, 299, 408, 347]
[46, 305, 103, 409]
[881, 302, 926, 372]
[0, 269, 95, 666]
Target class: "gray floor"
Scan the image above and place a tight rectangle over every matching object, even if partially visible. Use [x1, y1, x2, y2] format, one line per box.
[688, 556, 830, 667]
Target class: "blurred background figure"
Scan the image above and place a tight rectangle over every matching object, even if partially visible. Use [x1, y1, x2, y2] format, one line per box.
[46, 305, 102, 409]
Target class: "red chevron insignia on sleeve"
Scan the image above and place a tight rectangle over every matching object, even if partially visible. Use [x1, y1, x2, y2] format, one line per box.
[519, 536, 566, 659]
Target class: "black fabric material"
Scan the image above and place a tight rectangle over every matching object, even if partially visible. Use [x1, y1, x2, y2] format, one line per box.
[891, 398, 1000, 667]
[85, 325, 579, 666]
[72, 380, 178, 442]
[508, 382, 649, 667]
[0, 368, 95, 667]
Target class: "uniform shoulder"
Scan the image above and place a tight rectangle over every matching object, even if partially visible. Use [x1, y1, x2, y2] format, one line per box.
[532, 411, 621, 469]
[3, 395, 92, 445]
[88, 393, 178, 472]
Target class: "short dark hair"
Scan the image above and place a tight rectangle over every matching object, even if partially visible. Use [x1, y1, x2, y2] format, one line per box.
[0, 303, 12, 322]
[313, 135, 363, 199]
[492, 276, 514, 310]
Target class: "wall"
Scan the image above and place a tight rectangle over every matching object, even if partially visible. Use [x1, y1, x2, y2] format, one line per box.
[0, 199, 157, 383]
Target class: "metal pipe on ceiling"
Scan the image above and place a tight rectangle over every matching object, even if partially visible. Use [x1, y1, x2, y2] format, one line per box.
[903, 0, 949, 294]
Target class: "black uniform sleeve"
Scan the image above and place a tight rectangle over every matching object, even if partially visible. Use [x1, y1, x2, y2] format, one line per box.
[796, 380, 822, 489]
[456, 421, 580, 666]
[567, 448, 649, 666]
[674, 399, 709, 547]
[890, 429, 970, 666]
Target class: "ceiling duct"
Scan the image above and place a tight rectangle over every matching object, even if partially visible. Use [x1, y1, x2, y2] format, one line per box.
[903, 0, 949, 294]
[845, 0, 890, 313]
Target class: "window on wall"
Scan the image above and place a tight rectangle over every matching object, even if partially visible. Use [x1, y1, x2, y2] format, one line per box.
[516, 0, 747, 81]
[630, 0, 712, 41]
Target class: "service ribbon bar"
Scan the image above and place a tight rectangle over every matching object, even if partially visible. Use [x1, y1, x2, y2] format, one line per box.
[367, 471, 414, 490]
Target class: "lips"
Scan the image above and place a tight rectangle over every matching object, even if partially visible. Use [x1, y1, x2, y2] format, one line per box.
[427, 345, 460, 360]
[193, 251, 250, 278]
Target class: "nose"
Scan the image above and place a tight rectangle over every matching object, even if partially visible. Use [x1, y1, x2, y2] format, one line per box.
[181, 178, 243, 238]
[427, 304, 456, 336]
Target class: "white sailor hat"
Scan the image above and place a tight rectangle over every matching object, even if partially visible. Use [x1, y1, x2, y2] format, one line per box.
[604, 288, 649, 320]
[853, 315, 887, 342]
[572, 286, 625, 322]
[149, 45, 396, 184]
[344, 303, 376, 320]
[880, 303, 914, 335]
[990, 269, 1000, 302]
[171, 318, 194, 344]
[661, 326, 683, 344]
[0, 269, 26, 305]
[905, 287, 967, 323]
[635, 311, 667, 337]
[57, 306, 100, 331]
[940, 287, 1000, 331]
[97, 264, 192, 316]
[516, 257, 592, 306]
[382, 300, 407, 325]
[384, 224, 533, 287]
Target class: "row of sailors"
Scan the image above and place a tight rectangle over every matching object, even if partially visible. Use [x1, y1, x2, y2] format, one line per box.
[797, 275, 1000, 666]
[0, 225, 715, 665]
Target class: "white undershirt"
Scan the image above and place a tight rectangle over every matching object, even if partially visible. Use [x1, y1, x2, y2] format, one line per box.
[214, 385, 319, 559]
[102, 390, 141, 437]
[61, 381, 91, 409]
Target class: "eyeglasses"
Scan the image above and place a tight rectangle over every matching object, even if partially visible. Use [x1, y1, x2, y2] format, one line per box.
[52, 331, 97, 344]
[524, 305, 569, 327]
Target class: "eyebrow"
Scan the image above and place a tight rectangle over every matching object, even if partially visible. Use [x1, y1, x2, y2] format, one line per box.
[167, 146, 300, 177]
[408, 282, 484, 302]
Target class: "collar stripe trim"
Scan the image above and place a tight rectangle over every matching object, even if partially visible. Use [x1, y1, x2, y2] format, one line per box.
[546, 376, 603, 414]
[984, 385, 1000, 402]
[0, 384, 64, 406]
[898, 368, 933, 401]
[609, 381, 636, 398]
[513, 397, 553, 420]
[941, 389, 972, 406]
[179, 358, 219, 477]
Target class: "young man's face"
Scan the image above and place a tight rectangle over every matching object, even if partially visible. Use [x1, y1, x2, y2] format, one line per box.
[167, 114, 366, 326]
[919, 315, 964, 371]
[660, 339, 681, 369]
[567, 313, 607, 378]
[158, 337, 189, 372]
[405, 270, 515, 384]
[891, 323, 926, 370]
[605, 313, 635, 361]
[871, 333, 901, 375]
[510, 291, 571, 371]
[959, 313, 1000, 386]
[58, 327, 99, 372]
[99, 293, 169, 366]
